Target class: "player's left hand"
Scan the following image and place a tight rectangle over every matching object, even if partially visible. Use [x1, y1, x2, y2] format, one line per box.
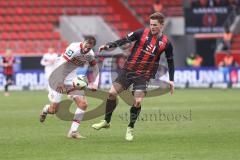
[169, 81, 174, 95]
[56, 84, 66, 93]
[87, 83, 98, 92]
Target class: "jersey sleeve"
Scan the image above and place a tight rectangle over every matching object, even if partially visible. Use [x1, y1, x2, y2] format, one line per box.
[89, 51, 97, 67]
[62, 43, 76, 61]
[126, 28, 144, 42]
[108, 28, 145, 48]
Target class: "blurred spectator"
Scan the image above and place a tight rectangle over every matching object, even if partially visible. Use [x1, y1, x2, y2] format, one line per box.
[40, 47, 58, 90]
[199, 0, 209, 7]
[152, 0, 163, 13]
[0, 49, 20, 96]
[222, 28, 233, 52]
[218, 54, 238, 85]
[186, 53, 203, 67]
[186, 53, 195, 66]
[228, 0, 238, 14]
[190, 0, 240, 7]
[191, 0, 199, 7]
[228, 0, 237, 6]
[218, 54, 238, 67]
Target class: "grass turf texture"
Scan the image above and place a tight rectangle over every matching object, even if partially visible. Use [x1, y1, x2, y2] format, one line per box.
[0, 89, 239, 160]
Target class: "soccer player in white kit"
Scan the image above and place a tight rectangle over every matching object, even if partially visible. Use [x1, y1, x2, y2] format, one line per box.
[40, 47, 58, 90]
[39, 36, 99, 139]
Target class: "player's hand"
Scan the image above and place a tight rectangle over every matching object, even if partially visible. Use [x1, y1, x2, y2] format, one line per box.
[87, 83, 98, 92]
[169, 81, 174, 95]
[56, 84, 66, 93]
[98, 45, 108, 52]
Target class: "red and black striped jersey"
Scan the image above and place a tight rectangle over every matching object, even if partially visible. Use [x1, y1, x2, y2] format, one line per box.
[119, 28, 174, 80]
[2, 56, 15, 75]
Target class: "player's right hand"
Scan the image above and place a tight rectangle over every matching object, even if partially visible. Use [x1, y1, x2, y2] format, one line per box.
[98, 45, 108, 52]
[56, 84, 66, 93]
[169, 81, 174, 95]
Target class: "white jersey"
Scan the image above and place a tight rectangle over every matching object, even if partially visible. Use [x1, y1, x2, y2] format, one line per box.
[47, 42, 98, 103]
[40, 52, 58, 79]
[55, 42, 96, 84]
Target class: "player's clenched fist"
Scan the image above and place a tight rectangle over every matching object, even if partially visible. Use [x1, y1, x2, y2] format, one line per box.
[98, 42, 117, 52]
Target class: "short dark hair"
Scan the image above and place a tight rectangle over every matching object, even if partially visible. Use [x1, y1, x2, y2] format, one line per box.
[149, 12, 165, 24]
[84, 36, 96, 46]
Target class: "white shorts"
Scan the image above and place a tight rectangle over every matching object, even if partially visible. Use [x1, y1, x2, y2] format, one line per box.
[47, 67, 84, 103]
[48, 84, 84, 103]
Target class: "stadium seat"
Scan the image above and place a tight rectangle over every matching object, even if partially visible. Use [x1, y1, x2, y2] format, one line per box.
[126, 0, 183, 24]
[0, 0, 135, 54]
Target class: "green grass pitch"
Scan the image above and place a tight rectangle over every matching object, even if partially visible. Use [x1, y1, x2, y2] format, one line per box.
[0, 89, 239, 160]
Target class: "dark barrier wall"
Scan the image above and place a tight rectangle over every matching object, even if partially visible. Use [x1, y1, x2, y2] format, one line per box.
[196, 39, 216, 66]
[21, 56, 43, 70]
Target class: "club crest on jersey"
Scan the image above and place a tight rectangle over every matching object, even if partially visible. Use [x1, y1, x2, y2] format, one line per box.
[146, 44, 153, 51]
[66, 50, 74, 57]
[159, 41, 163, 46]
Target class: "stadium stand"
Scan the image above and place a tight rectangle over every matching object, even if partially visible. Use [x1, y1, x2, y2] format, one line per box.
[215, 33, 240, 66]
[0, 0, 142, 55]
[232, 34, 240, 51]
[125, 0, 183, 24]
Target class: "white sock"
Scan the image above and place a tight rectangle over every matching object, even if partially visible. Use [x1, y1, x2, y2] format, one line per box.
[43, 104, 50, 113]
[70, 108, 85, 132]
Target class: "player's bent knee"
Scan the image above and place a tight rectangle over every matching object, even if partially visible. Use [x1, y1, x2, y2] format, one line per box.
[77, 105, 87, 110]
[48, 103, 59, 114]
[75, 98, 88, 110]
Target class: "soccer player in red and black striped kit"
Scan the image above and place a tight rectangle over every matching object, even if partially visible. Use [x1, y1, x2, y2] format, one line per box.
[92, 12, 174, 141]
[0, 49, 18, 96]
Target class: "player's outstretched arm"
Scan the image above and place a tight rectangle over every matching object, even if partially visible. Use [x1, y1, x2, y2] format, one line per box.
[98, 42, 118, 52]
[99, 29, 142, 52]
[165, 41, 175, 95]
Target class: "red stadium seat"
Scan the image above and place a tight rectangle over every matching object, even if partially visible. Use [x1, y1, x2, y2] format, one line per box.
[21, 16, 31, 23]
[12, 24, 21, 32]
[0, 0, 134, 54]
[0, 16, 4, 23]
[3, 24, 11, 32]
[0, 1, 7, 7]
[53, 32, 60, 40]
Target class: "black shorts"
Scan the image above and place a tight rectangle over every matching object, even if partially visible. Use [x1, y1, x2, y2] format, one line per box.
[5, 75, 13, 82]
[114, 69, 148, 92]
